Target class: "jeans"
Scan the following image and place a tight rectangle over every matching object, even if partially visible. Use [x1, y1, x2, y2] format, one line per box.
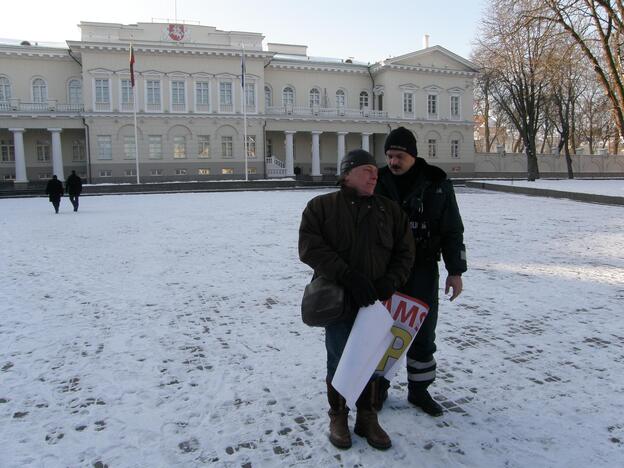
[325, 316, 356, 379]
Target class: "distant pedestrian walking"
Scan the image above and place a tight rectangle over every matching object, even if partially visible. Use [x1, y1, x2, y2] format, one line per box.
[45, 175, 64, 214]
[65, 170, 82, 212]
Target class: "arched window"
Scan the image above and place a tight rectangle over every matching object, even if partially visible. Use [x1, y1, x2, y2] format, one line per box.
[359, 91, 369, 110]
[282, 86, 294, 107]
[0, 77, 10, 102]
[265, 85, 272, 108]
[32, 78, 47, 103]
[336, 89, 346, 108]
[68, 79, 82, 105]
[309, 88, 320, 108]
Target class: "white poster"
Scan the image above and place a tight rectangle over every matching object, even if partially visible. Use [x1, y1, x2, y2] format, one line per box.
[331, 293, 429, 409]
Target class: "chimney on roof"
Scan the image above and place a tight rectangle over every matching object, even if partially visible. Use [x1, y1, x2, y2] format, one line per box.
[423, 34, 430, 49]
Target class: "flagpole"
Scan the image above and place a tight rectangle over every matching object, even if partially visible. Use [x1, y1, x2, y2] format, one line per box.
[133, 88, 140, 184]
[130, 43, 140, 184]
[241, 44, 248, 182]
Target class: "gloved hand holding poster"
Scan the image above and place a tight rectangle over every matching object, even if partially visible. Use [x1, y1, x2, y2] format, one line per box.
[331, 293, 429, 409]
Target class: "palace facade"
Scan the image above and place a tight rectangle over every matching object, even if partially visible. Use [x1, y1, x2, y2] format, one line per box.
[0, 21, 479, 184]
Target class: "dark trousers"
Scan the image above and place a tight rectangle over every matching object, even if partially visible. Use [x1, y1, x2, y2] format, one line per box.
[69, 195, 79, 211]
[401, 262, 440, 392]
[50, 198, 61, 213]
[325, 316, 356, 380]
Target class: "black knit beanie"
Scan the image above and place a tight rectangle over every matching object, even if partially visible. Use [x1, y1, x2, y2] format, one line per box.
[384, 127, 418, 158]
[340, 149, 377, 175]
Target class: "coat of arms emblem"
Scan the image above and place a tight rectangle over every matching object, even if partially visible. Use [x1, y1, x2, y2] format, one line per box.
[167, 24, 185, 41]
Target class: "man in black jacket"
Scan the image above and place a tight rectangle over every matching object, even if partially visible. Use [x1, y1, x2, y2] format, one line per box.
[299, 149, 414, 450]
[65, 170, 82, 212]
[375, 127, 467, 417]
[45, 175, 64, 214]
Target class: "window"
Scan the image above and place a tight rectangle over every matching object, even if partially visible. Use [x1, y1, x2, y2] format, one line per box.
[198, 168, 211, 175]
[282, 86, 294, 108]
[38, 173, 52, 179]
[97, 136, 112, 160]
[72, 140, 85, 161]
[171, 80, 186, 111]
[173, 136, 186, 158]
[121, 79, 134, 111]
[403, 92, 414, 114]
[428, 94, 437, 118]
[221, 168, 234, 175]
[219, 81, 233, 112]
[36, 140, 50, 161]
[175, 168, 187, 175]
[247, 167, 257, 175]
[245, 82, 256, 110]
[359, 91, 369, 110]
[148, 136, 162, 159]
[221, 136, 233, 158]
[0, 77, 10, 102]
[32, 78, 47, 103]
[451, 139, 460, 158]
[451, 95, 460, 120]
[264, 86, 272, 108]
[246, 135, 256, 159]
[68, 79, 82, 106]
[99, 170, 112, 177]
[125, 169, 137, 177]
[198, 135, 211, 158]
[3, 174, 15, 181]
[151, 169, 163, 176]
[266, 138, 273, 157]
[428, 139, 437, 158]
[195, 81, 210, 111]
[94, 79, 110, 109]
[309, 88, 320, 108]
[123, 136, 136, 160]
[1, 140, 15, 161]
[146, 79, 161, 111]
[336, 90, 345, 108]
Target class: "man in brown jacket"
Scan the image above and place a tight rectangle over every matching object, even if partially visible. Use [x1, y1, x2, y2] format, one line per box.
[299, 149, 414, 450]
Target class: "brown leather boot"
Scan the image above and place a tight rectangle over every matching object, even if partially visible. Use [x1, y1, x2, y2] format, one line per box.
[327, 380, 351, 449]
[354, 379, 392, 450]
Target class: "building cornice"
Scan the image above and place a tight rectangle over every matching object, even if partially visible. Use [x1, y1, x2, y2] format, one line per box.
[267, 61, 369, 75]
[0, 46, 72, 59]
[67, 41, 274, 59]
[371, 63, 478, 78]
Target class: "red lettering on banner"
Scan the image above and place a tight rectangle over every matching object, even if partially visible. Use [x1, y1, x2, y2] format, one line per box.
[392, 300, 420, 328]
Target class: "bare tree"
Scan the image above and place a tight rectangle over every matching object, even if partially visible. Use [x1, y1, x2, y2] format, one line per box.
[474, 0, 557, 180]
[540, 0, 624, 141]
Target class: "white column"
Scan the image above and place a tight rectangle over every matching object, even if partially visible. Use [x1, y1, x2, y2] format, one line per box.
[361, 132, 372, 152]
[9, 128, 28, 183]
[285, 131, 295, 177]
[48, 128, 64, 181]
[337, 131, 347, 175]
[311, 131, 322, 177]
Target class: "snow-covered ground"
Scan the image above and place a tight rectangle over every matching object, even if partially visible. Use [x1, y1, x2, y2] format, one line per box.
[477, 179, 624, 197]
[1, 186, 623, 467]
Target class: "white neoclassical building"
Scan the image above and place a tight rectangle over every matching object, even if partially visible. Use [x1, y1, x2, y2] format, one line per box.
[0, 21, 479, 185]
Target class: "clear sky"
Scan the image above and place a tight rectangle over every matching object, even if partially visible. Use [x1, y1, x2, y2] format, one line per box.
[3, 0, 488, 62]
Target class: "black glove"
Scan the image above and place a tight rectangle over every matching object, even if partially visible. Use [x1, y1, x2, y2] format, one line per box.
[374, 277, 396, 301]
[341, 270, 377, 307]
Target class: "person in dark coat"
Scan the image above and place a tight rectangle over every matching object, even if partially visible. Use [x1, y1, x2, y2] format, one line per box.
[374, 127, 467, 416]
[65, 170, 83, 212]
[299, 149, 415, 450]
[45, 175, 64, 214]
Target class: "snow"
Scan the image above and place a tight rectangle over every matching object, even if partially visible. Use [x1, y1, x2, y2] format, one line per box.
[1, 185, 623, 467]
[476, 179, 624, 197]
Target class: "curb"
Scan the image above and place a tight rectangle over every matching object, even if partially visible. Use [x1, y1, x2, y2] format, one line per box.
[465, 181, 624, 206]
